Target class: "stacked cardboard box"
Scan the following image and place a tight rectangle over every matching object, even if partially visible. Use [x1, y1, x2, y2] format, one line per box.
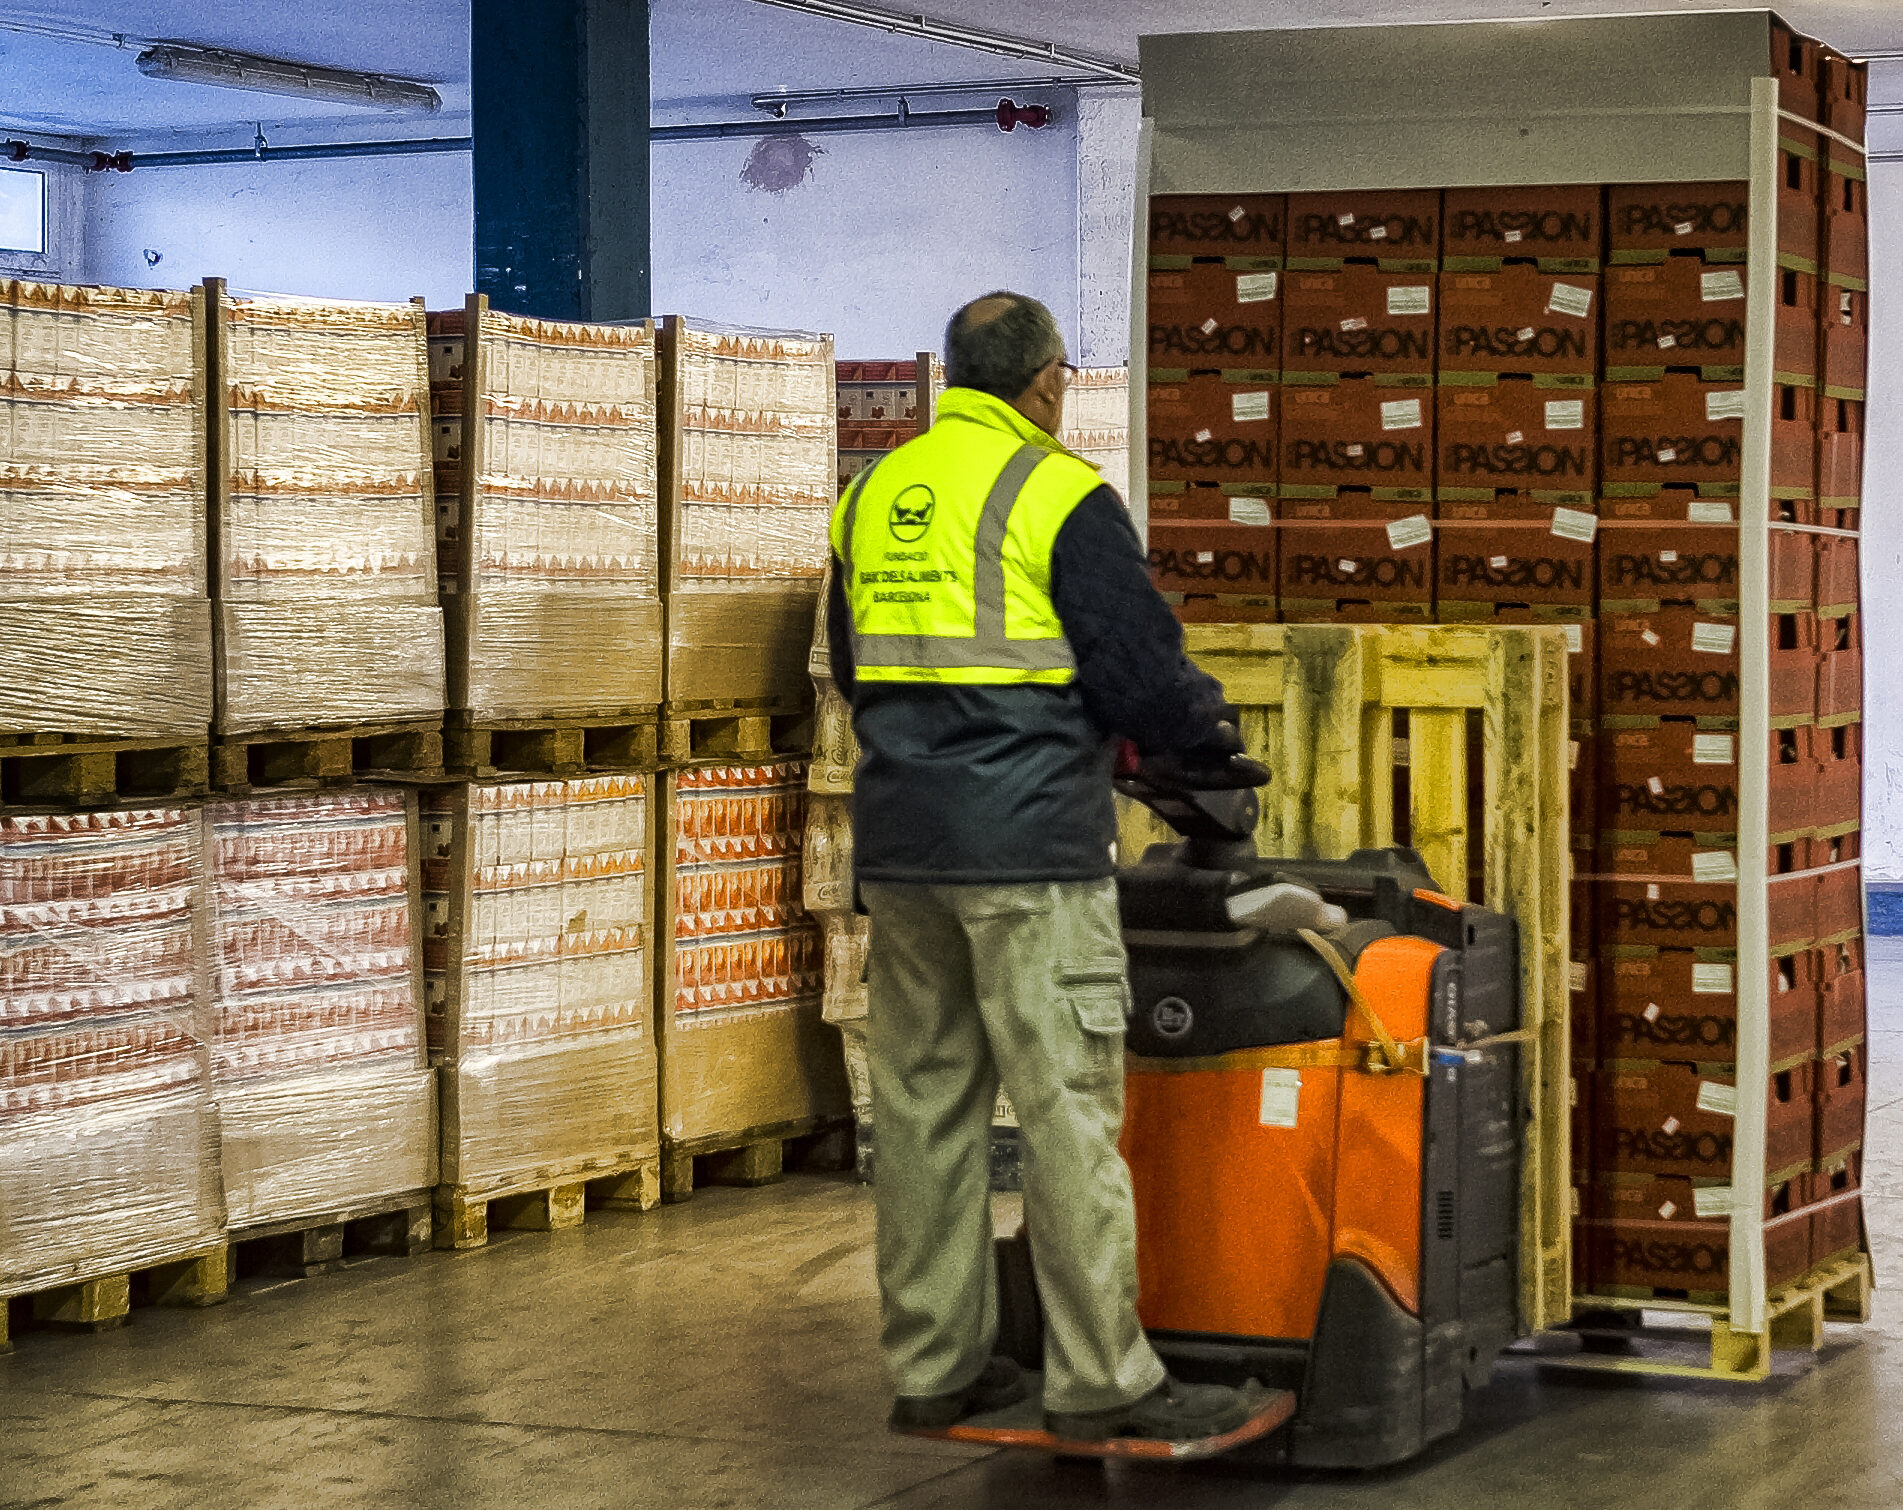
[1141, 25, 1868, 1302]
[661, 318, 835, 704]
[0, 809, 225, 1298]
[208, 285, 444, 734]
[1059, 366, 1132, 501]
[204, 791, 435, 1229]
[1, 282, 212, 737]
[422, 776, 659, 1203]
[657, 756, 843, 1148]
[836, 358, 927, 493]
[427, 300, 662, 720]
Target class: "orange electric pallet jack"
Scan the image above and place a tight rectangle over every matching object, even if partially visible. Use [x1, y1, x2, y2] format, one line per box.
[916, 755, 1524, 1468]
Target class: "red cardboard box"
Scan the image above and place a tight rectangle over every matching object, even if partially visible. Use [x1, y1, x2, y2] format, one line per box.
[1147, 260, 1282, 371]
[1592, 1062, 1815, 1180]
[1811, 828, 1862, 942]
[1276, 496, 1434, 607]
[1440, 185, 1602, 267]
[1815, 533, 1859, 617]
[1772, 19, 1824, 121]
[1821, 153, 1869, 285]
[1817, 611, 1862, 721]
[1149, 193, 1286, 257]
[1817, 394, 1863, 518]
[1147, 375, 1279, 485]
[1581, 1173, 1813, 1292]
[1822, 53, 1868, 143]
[1600, 608, 1816, 722]
[1821, 285, 1868, 399]
[1818, 936, 1866, 1054]
[1148, 481, 1272, 522]
[1436, 265, 1600, 376]
[1436, 379, 1594, 501]
[1147, 520, 1277, 598]
[1604, 258, 1751, 373]
[1814, 719, 1862, 831]
[1808, 1148, 1863, 1265]
[1777, 127, 1822, 268]
[1593, 831, 1815, 954]
[1598, 949, 1814, 1068]
[1286, 190, 1441, 266]
[1608, 183, 1748, 256]
[1282, 265, 1436, 378]
[1815, 1042, 1867, 1162]
[1278, 378, 1432, 499]
[1598, 506, 1812, 610]
[1602, 374, 1748, 490]
[1597, 722, 1811, 837]
[1435, 498, 1594, 608]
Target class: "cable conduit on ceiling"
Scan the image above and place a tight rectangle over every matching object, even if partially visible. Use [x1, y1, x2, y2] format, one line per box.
[742, 0, 1139, 81]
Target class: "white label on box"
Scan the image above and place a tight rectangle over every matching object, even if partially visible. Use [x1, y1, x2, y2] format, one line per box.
[1648, 776, 1666, 795]
[1229, 204, 1248, 222]
[1229, 496, 1273, 526]
[1550, 506, 1598, 542]
[1702, 268, 1746, 302]
[1706, 388, 1748, 422]
[1381, 397, 1424, 430]
[1675, 220, 1695, 236]
[1692, 849, 1739, 883]
[1369, 224, 1389, 240]
[1260, 1068, 1302, 1128]
[1658, 447, 1678, 462]
[1387, 513, 1433, 550]
[1569, 739, 1581, 771]
[1196, 551, 1215, 563]
[1696, 1080, 1739, 1116]
[1646, 883, 1662, 901]
[1337, 211, 1356, 227]
[1547, 282, 1594, 318]
[1692, 621, 1737, 654]
[1201, 317, 1220, 334]
[1505, 229, 1523, 243]
[1563, 623, 1583, 653]
[1643, 1001, 1662, 1022]
[1569, 960, 1589, 992]
[1658, 333, 1678, 349]
[1545, 398, 1586, 430]
[1693, 1185, 1734, 1218]
[1194, 429, 1214, 443]
[1692, 962, 1734, 994]
[1338, 559, 1358, 573]
[1658, 1200, 1678, 1219]
[1693, 733, 1735, 765]
[1662, 1116, 1681, 1135]
[1505, 429, 1525, 445]
[1236, 271, 1279, 303]
[1491, 555, 1510, 570]
[1387, 284, 1432, 316]
[1640, 628, 1661, 647]
[1660, 550, 1679, 563]
[1689, 499, 1734, 523]
[1345, 442, 1365, 457]
[1341, 315, 1370, 331]
[1232, 390, 1272, 423]
[1517, 326, 1536, 341]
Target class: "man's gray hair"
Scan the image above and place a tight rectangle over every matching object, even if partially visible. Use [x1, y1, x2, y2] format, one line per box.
[944, 292, 1065, 400]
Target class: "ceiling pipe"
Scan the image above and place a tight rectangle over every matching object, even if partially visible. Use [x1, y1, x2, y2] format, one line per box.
[655, 99, 1047, 140]
[750, 73, 1129, 113]
[743, 0, 1139, 82]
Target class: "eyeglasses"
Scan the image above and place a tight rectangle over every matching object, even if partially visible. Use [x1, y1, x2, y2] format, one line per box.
[1056, 360, 1078, 379]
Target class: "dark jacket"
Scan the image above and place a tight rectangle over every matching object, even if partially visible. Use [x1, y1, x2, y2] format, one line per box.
[829, 483, 1231, 884]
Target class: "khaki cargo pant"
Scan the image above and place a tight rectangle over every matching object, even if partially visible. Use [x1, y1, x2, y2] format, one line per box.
[861, 878, 1168, 1415]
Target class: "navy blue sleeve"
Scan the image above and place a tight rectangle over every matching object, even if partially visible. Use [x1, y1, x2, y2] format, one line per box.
[826, 556, 856, 698]
[1048, 486, 1232, 755]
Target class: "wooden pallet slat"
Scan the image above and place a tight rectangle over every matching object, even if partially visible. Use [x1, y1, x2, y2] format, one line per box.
[433, 1154, 663, 1252]
[0, 736, 212, 812]
[211, 719, 446, 794]
[2, 1245, 228, 1353]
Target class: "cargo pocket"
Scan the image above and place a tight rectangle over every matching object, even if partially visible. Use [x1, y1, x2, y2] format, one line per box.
[1060, 959, 1130, 1089]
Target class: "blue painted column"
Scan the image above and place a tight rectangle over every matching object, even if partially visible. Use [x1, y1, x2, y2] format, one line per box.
[472, 0, 650, 320]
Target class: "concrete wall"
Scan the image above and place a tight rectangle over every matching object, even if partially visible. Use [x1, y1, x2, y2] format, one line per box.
[1858, 162, 1901, 878]
[1075, 92, 1142, 365]
[650, 117, 1081, 360]
[80, 151, 473, 305]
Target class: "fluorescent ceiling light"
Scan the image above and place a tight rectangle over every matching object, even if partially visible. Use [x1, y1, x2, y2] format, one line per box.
[135, 44, 442, 114]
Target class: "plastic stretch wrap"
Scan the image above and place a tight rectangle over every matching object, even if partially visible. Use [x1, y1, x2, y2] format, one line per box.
[1058, 367, 1131, 501]
[0, 807, 224, 1295]
[671, 318, 835, 587]
[1, 282, 210, 738]
[424, 776, 658, 1190]
[671, 760, 822, 1024]
[2, 598, 213, 739]
[429, 308, 661, 720]
[216, 291, 441, 730]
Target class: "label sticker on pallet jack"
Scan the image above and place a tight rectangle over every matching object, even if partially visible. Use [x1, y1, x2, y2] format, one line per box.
[1260, 1069, 1301, 1128]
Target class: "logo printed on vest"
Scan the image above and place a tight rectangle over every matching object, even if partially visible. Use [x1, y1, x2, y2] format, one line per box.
[1151, 996, 1194, 1038]
[888, 484, 936, 543]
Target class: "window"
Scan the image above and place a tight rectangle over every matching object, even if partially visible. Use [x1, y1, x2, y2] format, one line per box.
[0, 167, 46, 254]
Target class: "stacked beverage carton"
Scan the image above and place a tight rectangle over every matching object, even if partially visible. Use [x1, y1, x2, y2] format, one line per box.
[1, 281, 211, 738]
[209, 285, 444, 734]
[427, 300, 663, 720]
[204, 790, 435, 1230]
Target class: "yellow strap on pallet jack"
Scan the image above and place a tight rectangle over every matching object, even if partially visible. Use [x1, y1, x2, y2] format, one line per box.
[1296, 929, 1429, 1077]
[1126, 1041, 1374, 1076]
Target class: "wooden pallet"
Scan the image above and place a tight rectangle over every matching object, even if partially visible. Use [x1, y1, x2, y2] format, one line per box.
[443, 709, 661, 779]
[660, 699, 814, 768]
[1, 1244, 228, 1353]
[228, 1191, 433, 1280]
[659, 1117, 854, 1204]
[0, 732, 211, 811]
[211, 719, 445, 793]
[433, 1154, 662, 1252]
[1541, 1254, 1873, 1381]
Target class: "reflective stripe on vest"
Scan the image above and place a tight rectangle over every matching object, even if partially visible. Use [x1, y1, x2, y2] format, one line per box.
[838, 442, 1078, 676]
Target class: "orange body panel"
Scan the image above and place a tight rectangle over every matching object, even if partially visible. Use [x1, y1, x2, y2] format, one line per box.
[1121, 935, 1439, 1341]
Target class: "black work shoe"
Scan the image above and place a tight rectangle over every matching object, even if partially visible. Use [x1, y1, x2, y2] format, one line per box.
[1045, 1375, 1253, 1442]
[890, 1357, 1032, 1430]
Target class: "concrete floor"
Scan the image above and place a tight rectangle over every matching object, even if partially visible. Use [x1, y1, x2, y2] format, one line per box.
[4, 942, 1902, 1509]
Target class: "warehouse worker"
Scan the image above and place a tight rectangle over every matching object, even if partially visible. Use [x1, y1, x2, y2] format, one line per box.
[827, 291, 1264, 1443]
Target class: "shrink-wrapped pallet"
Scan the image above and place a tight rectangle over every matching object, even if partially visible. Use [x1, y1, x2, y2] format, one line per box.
[423, 777, 658, 1193]
[204, 790, 435, 1229]
[428, 302, 662, 720]
[209, 286, 444, 733]
[1059, 365, 1132, 501]
[0, 281, 212, 738]
[0, 808, 225, 1297]
[662, 318, 834, 703]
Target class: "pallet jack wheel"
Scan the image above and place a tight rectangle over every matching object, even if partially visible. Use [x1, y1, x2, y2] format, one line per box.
[994, 1229, 1045, 1370]
[1571, 1307, 1644, 1354]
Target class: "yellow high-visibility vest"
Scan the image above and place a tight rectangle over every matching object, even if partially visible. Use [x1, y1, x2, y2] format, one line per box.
[828, 386, 1103, 685]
